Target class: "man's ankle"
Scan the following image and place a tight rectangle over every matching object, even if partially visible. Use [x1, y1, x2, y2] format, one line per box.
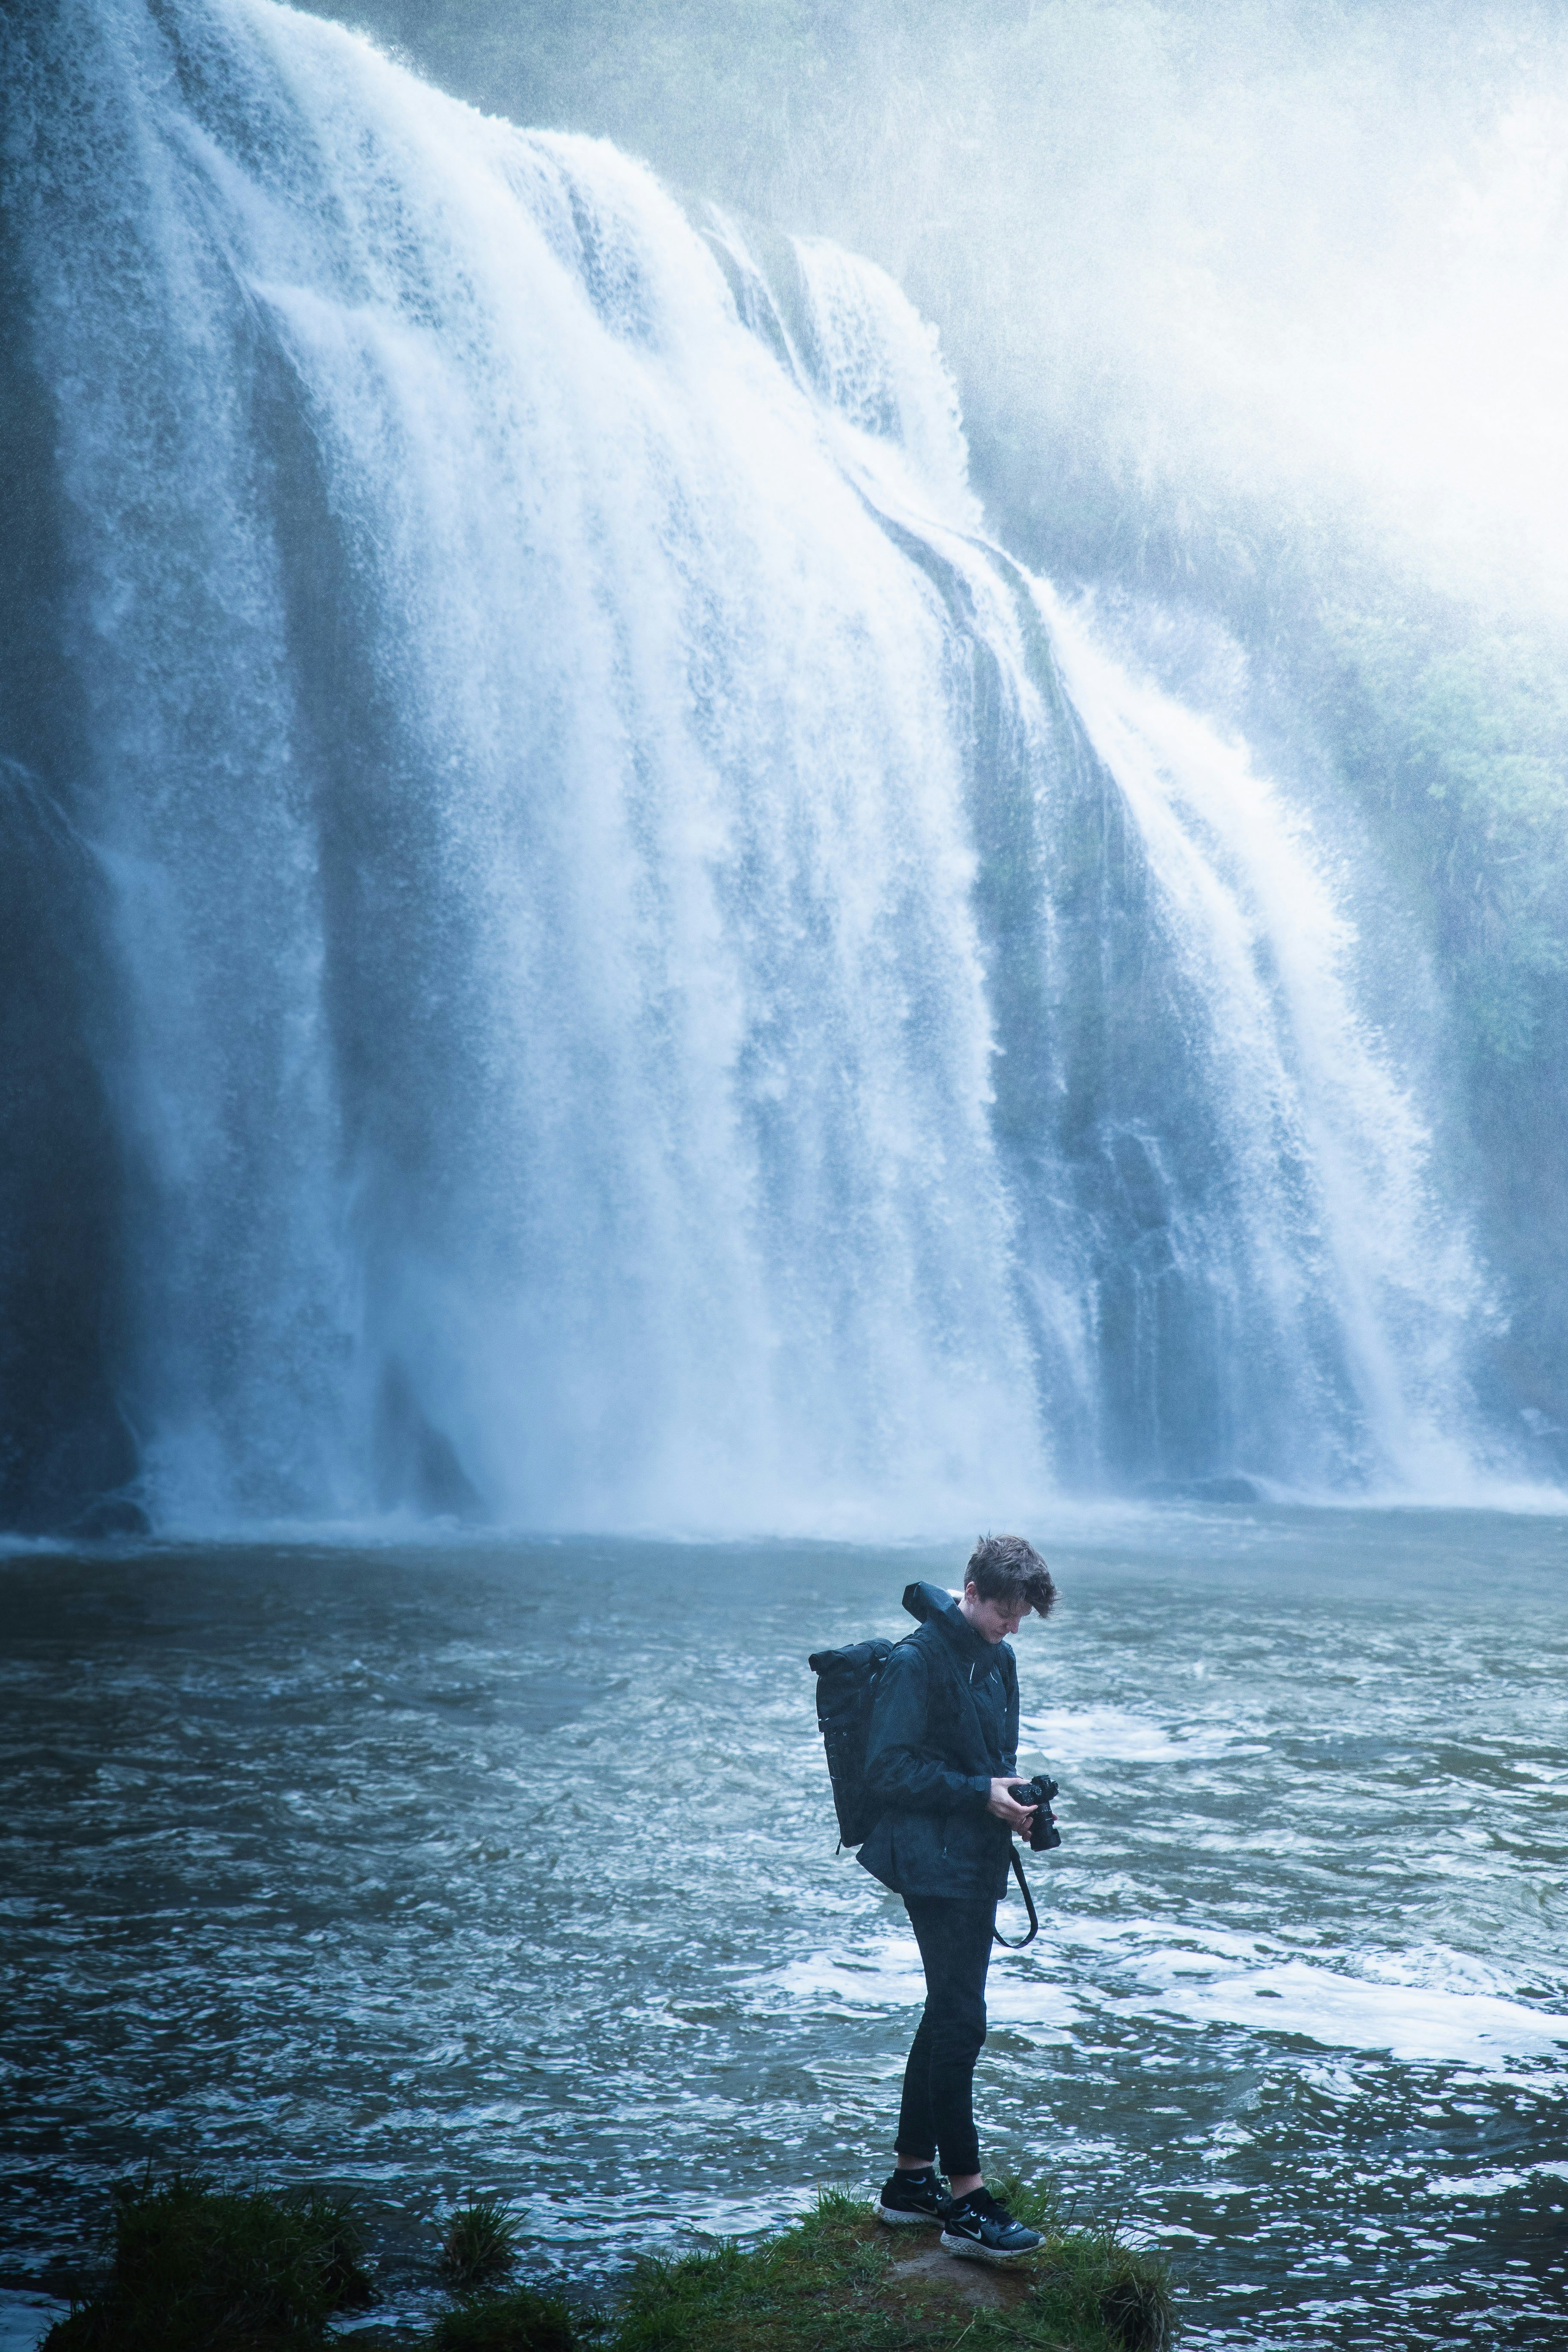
[894, 2157, 937, 2174]
[948, 2172, 983, 2198]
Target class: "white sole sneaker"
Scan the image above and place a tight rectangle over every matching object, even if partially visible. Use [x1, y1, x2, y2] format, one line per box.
[876, 2198, 944, 2226]
[940, 2226, 1040, 2263]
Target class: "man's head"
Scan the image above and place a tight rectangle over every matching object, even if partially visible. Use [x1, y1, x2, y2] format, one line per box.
[959, 1532, 1057, 1644]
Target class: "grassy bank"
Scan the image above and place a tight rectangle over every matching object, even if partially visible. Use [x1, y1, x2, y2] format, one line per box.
[43, 2172, 1175, 2352]
[601, 2179, 1173, 2351]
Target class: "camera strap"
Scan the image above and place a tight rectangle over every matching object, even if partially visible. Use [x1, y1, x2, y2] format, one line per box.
[992, 1846, 1038, 1948]
[926, 1633, 1040, 1950]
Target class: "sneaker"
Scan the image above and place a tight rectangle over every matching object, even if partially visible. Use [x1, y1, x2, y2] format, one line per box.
[940, 2187, 1043, 2263]
[876, 2167, 950, 2226]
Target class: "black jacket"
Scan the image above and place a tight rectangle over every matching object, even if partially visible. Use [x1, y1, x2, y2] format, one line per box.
[855, 1580, 1018, 1900]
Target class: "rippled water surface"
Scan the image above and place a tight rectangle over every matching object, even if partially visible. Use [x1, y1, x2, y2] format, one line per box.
[3, 1510, 1566, 2346]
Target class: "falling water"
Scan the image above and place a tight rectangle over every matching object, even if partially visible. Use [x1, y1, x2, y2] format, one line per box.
[0, 0, 1485, 1534]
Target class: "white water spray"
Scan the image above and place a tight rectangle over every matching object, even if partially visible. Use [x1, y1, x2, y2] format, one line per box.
[3, 0, 1487, 1529]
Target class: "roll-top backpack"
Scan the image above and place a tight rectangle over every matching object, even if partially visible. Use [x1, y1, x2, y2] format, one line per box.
[806, 1636, 893, 1848]
[807, 1611, 1041, 1948]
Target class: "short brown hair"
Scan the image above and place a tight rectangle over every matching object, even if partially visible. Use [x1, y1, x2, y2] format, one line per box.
[965, 1532, 1056, 1617]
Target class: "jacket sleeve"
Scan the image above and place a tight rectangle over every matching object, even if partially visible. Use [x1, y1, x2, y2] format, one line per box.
[864, 1643, 991, 1814]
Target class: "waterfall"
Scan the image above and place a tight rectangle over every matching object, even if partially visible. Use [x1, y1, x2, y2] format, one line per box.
[0, 0, 1485, 1533]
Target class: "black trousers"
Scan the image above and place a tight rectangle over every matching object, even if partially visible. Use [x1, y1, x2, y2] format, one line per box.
[894, 1893, 995, 2180]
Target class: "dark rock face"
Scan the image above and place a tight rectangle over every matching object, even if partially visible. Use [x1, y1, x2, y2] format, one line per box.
[0, 187, 138, 1532]
[0, 776, 138, 1531]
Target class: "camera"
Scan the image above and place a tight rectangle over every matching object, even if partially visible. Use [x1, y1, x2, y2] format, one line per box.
[1008, 1773, 1062, 1851]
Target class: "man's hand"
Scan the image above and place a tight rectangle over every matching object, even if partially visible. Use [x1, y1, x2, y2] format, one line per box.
[986, 1777, 1035, 1830]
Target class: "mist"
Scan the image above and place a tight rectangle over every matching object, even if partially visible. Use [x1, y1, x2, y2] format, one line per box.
[321, 3, 1568, 586]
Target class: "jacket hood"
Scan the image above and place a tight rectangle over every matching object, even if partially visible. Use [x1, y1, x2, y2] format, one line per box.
[902, 1577, 1009, 1677]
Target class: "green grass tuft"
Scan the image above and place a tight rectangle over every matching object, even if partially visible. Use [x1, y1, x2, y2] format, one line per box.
[441, 2196, 524, 2294]
[1099, 2251, 1178, 2352]
[40, 2168, 374, 2352]
[987, 2171, 1176, 2351]
[428, 2284, 580, 2351]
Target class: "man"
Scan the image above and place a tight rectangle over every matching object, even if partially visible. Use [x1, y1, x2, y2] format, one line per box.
[857, 1533, 1057, 2263]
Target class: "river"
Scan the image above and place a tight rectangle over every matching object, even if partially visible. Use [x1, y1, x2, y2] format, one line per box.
[2, 1507, 1564, 2346]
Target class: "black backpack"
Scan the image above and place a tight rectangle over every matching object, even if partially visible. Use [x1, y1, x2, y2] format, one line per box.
[806, 1636, 893, 1847]
[807, 1627, 1041, 1948]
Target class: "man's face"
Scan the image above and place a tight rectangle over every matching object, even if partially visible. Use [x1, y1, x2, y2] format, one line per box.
[962, 1582, 1031, 1643]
